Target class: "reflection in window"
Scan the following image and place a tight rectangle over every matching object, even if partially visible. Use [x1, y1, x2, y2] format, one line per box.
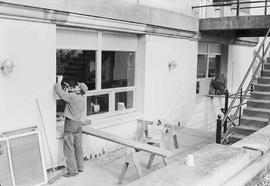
[196, 81, 200, 94]
[87, 94, 109, 115]
[208, 57, 216, 77]
[57, 49, 96, 90]
[102, 51, 135, 89]
[197, 54, 207, 78]
[115, 91, 134, 111]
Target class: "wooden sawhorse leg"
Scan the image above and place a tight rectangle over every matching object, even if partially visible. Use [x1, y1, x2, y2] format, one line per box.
[119, 148, 142, 184]
[146, 143, 167, 169]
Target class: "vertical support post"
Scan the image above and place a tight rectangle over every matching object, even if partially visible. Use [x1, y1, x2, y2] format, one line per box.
[216, 115, 222, 144]
[261, 44, 265, 77]
[265, 0, 268, 15]
[236, 0, 240, 16]
[96, 32, 102, 91]
[224, 90, 229, 133]
[239, 88, 243, 126]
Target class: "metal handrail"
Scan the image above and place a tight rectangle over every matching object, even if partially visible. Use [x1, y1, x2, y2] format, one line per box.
[221, 28, 270, 144]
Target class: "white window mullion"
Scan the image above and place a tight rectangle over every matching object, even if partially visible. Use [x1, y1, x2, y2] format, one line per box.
[206, 55, 210, 78]
[109, 90, 115, 112]
[96, 32, 102, 90]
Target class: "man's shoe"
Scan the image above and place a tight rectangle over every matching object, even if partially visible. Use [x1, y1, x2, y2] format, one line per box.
[78, 170, 83, 173]
[63, 173, 78, 177]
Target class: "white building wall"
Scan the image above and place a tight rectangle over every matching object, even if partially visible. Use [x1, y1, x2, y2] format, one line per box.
[227, 45, 254, 93]
[0, 19, 57, 167]
[143, 35, 197, 125]
[122, 0, 196, 16]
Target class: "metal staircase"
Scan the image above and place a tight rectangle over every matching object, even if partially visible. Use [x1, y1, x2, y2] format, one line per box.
[221, 28, 270, 144]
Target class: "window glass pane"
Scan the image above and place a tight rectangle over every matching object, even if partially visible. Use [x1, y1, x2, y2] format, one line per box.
[10, 134, 44, 186]
[56, 99, 66, 121]
[115, 91, 134, 111]
[198, 42, 208, 53]
[197, 54, 207, 78]
[57, 49, 96, 90]
[196, 81, 200, 94]
[102, 51, 135, 89]
[87, 94, 109, 115]
[208, 57, 216, 78]
[0, 140, 13, 186]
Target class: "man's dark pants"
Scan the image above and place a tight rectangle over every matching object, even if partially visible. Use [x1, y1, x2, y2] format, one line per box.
[63, 118, 83, 174]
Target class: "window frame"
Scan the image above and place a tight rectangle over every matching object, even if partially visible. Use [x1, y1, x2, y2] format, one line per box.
[56, 29, 137, 119]
[197, 43, 221, 79]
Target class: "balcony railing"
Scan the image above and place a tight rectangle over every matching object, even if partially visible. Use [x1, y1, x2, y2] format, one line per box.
[193, 0, 270, 19]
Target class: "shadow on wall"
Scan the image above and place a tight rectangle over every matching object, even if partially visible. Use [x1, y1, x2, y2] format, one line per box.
[186, 96, 225, 132]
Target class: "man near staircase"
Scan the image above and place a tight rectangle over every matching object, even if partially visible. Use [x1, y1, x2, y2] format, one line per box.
[55, 75, 88, 177]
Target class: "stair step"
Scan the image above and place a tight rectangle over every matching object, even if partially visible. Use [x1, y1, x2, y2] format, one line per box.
[262, 70, 270, 77]
[247, 99, 270, 109]
[250, 91, 270, 100]
[232, 124, 261, 136]
[264, 63, 270, 70]
[254, 83, 270, 91]
[240, 115, 269, 128]
[229, 133, 246, 144]
[243, 107, 270, 118]
[267, 57, 270, 63]
[258, 77, 270, 84]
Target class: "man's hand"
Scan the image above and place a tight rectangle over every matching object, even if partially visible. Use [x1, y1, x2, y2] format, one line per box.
[57, 75, 63, 83]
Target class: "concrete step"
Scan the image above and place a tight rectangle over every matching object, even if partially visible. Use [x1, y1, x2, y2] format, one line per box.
[262, 70, 270, 77]
[264, 63, 270, 70]
[250, 91, 270, 100]
[247, 99, 270, 109]
[267, 57, 270, 63]
[258, 77, 270, 84]
[243, 107, 270, 118]
[240, 116, 269, 128]
[254, 83, 270, 91]
[232, 124, 261, 136]
[229, 133, 246, 144]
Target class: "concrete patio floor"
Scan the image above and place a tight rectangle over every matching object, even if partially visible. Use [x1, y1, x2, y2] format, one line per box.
[49, 127, 215, 186]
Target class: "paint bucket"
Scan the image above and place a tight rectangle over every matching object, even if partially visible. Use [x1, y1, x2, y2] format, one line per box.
[186, 154, 194, 166]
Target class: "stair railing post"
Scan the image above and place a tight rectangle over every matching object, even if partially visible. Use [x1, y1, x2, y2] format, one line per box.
[261, 44, 265, 77]
[239, 88, 243, 126]
[236, 0, 240, 16]
[216, 114, 222, 144]
[224, 90, 229, 133]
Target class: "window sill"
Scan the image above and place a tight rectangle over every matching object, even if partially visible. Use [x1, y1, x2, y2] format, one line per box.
[56, 112, 143, 138]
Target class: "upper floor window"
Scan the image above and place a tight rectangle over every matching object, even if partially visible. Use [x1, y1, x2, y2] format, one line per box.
[197, 43, 221, 79]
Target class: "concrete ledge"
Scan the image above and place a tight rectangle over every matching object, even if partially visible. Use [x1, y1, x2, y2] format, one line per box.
[1, 0, 198, 32]
[126, 126, 270, 186]
[232, 125, 270, 155]
[127, 144, 249, 186]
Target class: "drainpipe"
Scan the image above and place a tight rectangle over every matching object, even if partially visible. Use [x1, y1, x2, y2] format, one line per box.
[221, 150, 270, 186]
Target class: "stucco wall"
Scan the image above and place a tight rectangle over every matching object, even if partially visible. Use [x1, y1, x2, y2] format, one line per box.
[0, 18, 57, 167]
[143, 35, 197, 125]
[123, 0, 197, 16]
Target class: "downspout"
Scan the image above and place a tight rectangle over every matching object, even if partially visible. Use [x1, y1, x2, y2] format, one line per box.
[222, 150, 270, 186]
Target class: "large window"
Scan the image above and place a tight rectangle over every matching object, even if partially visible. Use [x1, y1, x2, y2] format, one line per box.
[56, 30, 137, 118]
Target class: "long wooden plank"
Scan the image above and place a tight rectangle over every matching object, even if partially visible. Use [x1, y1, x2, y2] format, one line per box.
[82, 126, 173, 158]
